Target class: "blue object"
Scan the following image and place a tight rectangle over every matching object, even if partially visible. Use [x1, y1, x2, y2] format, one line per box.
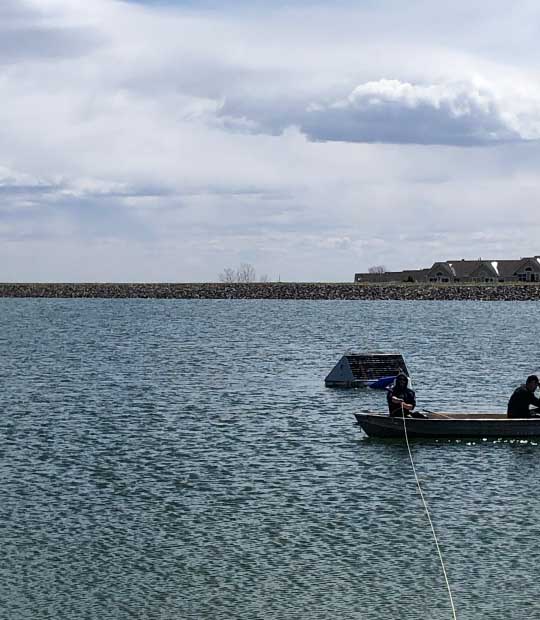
[366, 375, 397, 390]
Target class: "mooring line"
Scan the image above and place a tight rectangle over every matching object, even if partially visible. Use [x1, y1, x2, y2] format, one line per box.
[401, 406, 458, 620]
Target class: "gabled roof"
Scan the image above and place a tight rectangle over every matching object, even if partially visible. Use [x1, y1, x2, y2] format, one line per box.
[428, 262, 456, 276]
[439, 257, 540, 277]
[467, 261, 500, 278]
[516, 256, 540, 272]
[445, 260, 486, 277]
[357, 256, 540, 281]
[494, 260, 525, 276]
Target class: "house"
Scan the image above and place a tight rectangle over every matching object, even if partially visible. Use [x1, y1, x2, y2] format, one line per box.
[354, 268, 429, 283]
[355, 256, 540, 283]
[498, 257, 540, 282]
[426, 260, 499, 283]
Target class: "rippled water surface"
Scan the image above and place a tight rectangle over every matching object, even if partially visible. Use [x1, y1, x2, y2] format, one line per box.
[2, 299, 540, 620]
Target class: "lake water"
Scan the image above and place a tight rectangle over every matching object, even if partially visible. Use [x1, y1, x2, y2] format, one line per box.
[1, 298, 540, 620]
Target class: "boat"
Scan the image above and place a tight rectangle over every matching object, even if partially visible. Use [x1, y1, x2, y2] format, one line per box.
[354, 411, 540, 438]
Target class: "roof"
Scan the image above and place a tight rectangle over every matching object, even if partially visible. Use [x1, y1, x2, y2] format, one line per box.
[356, 256, 540, 281]
[446, 260, 488, 277]
[446, 258, 540, 278]
[494, 260, 525, 276]
[355, 268, 429, 282]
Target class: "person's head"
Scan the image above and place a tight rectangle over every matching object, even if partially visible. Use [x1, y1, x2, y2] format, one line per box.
[395, 373, 408, 389]
[526, 375, 540, 392]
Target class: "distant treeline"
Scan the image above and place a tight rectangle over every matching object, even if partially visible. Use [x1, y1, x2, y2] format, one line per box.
[1, 282, 540, 300]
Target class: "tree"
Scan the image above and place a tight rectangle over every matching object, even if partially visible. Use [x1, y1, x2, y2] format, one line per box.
[219, 267, 237, 283]
[236, 263, 257, 283]
[218, 263, 258, 283]
[368, 265, 387, 274]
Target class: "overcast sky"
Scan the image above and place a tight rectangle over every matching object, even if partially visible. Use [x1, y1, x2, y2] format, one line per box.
[1, 0, 540, 282]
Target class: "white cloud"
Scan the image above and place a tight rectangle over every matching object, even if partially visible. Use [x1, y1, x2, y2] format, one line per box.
[221, 76, 540, 146]
[302, 79, 526, 145]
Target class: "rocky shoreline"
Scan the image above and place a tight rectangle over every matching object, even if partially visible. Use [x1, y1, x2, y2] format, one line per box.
[1, 282, 540, 300]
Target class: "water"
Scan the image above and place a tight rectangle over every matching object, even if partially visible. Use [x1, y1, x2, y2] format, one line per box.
[1, 298, 540, 620]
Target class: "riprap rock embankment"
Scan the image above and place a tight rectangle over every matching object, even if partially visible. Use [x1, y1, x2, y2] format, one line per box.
[1, 282, 540, 300]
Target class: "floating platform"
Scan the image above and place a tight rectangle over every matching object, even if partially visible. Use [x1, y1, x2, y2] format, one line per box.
[324, 351, 408, 389]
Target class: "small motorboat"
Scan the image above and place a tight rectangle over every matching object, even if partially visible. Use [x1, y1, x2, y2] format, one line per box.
[355, 411, 540, 438]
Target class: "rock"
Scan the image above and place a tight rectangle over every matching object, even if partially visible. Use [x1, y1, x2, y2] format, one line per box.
[1, 282, 540, 300]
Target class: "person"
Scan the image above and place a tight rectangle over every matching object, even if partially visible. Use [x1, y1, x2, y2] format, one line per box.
[387, 373, 426, 418]
[507, 375, 540, 418]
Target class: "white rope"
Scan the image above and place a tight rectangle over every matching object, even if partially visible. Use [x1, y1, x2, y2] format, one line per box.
[401, 404, 458, 620]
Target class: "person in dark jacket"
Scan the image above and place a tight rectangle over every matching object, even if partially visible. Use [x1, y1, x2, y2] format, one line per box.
[507, 375, 540, 418]
[387, 373, 426, 418]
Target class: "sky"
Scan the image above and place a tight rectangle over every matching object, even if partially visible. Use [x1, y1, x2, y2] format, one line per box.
[1, 0, 540, 282]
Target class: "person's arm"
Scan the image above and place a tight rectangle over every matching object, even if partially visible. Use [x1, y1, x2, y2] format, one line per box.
[531, 393, 540, 408]
[391, 394, 414, 410]
[409, 389, 417, 411]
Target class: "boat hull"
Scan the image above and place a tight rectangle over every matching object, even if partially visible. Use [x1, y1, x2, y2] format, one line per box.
[355, 412, 540, 438]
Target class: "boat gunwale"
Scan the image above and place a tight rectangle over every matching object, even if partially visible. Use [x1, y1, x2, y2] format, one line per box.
[359, 412, 529, 419]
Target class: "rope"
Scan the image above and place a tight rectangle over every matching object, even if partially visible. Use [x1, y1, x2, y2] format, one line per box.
[401, 404, 458, 620]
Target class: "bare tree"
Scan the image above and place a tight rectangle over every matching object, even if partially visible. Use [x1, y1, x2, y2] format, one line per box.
[236, 263, 257, 283]
[368, 265, 387, 274]
[259, 274, 269, 283]
[219, 267, 236, 283]
[219, 263, 258, 283]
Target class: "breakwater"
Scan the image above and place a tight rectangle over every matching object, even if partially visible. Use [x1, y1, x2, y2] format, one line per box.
[1, 282, 540, 300]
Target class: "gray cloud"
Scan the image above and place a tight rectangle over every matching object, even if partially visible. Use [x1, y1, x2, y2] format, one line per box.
[303, 80, 522, 146]
[0, 27, 102, 63]
[0, 183, 58, 196]
[0, 1, 104, 63]
[220, 79, 539, 146]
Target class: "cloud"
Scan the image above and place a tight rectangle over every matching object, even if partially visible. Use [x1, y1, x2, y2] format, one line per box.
[219, 78, 540, 146]
[2, 0, 540, 281]
[0, 0, 104, 63]
[303, 79, 527, 146]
